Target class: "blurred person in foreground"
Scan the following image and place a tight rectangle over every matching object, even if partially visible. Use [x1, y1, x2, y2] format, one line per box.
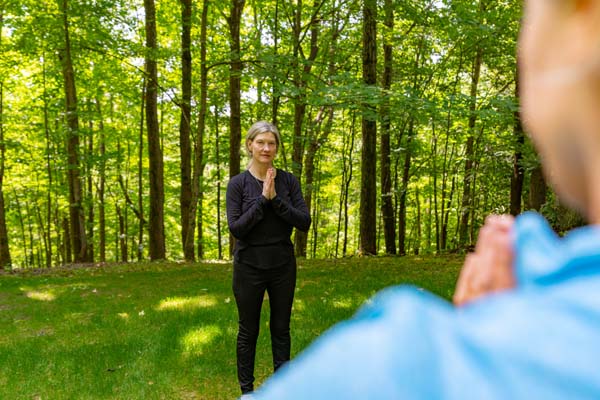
[254, 0, 600, 398]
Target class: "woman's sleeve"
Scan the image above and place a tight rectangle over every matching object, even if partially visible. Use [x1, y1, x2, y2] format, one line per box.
[226, 177, 268, 239]
[272, 174, 311, 232]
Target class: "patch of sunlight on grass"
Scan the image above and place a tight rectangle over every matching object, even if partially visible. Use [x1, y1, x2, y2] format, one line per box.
[332, 297, 354, 309]
[181, 325, 222, 356]
[293, 299, 306, 312]
[156, 295, 218, 312]
[22, 288, 56, 302]
[203, 259, 230, 265]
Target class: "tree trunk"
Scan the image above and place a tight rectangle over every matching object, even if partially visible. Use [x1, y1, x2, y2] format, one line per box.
[290, 0, 304, 179]
[432, 125, 439, 252]
[310, 155, 322, 258]
[359, 0, 377, 255]
[189, 0, 209, 260]
[215, 107, 223, 259]
[336, 114, 356, 258]
[458, 45, 483, 247]
[137, 83, 145, 261]
[294, 3, 327, 257]
[86, 114, 94, 262]
[197, 0, 209, 260]
[117, 206, 128, 262]
[179, 0, 193, 260]
[271, 0, 281, 127]
[414, 186, 421, 255]
[380, 0, 395, 255]
[439, 56, 462, 251]
[62, 215, 71, 264]
[529, 165, 547, 211]
[42, 52, 54, 267]
[228, 0, 245, 256]
[344, 116, 356, 256]
[291, 0, 321, 182]
[228, 0, 245, 180]
[58, 0, 87, 263]
[441, 175, 455, 250]
[296, 107, 332, 256]
[144, 0, 166, 259]
[96, 98, 106, 262]
[398, 120, 414, 256]
[0, 7, 11, 269]
[510, 65, 525, 216]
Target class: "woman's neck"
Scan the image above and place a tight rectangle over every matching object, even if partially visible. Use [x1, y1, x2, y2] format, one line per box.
[248, 161, 272, 180]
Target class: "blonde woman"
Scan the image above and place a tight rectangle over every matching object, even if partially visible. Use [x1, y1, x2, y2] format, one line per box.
[226, 121, 310, 398]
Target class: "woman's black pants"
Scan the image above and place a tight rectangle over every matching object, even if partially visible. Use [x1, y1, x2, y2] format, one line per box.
[232, 259, 297, 394]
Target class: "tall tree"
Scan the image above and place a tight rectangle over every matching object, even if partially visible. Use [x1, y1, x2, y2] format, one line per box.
[228, 0, 245, 255]
[270, 0, 281, 126]
[458, 44, 483, 246]
[290, 0, 322, 180]
[228, 0, 245, 180]
[179, 0, 193, 260]
[359, 0, 377, 255]
[380, 0, 395, 255]
[0, 4, 10, 269]
[335, 113, 356, 258]
[293, 0, 323, 257]
[510, 65, 525, 216]
[58, 0, 88, 262]
[144, 0, 166, 259]
[189, 0, 209, 259]
[137, 83, 146, 261]
[529, 165, 547, 211]
[86, 107, 95, 262]
[95, 97, 106, 262]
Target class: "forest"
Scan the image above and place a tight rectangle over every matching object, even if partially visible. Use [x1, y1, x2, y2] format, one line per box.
[0, 0, 572, 269]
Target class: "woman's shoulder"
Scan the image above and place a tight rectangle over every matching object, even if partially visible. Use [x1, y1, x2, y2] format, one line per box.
[228, 170, 251, 187]
[276, 168, 299, 182]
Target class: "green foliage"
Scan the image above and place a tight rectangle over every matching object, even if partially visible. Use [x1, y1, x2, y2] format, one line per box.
[0, 0, 541, 266]
[0, 256, 462, 398]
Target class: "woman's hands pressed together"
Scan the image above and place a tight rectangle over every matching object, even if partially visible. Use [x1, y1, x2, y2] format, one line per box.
[262, 167, 277, 200]
[453, 214, 516, 307]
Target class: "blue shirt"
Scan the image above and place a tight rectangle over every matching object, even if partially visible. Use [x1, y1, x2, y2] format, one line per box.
[254, 212, 600, 399]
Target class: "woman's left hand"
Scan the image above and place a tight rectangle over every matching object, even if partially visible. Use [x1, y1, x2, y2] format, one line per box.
[453, 214, 516, 306]
[263, 168, 277, 200]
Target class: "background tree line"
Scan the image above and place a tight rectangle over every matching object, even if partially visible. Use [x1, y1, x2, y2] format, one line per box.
[0, 0, 570, 269]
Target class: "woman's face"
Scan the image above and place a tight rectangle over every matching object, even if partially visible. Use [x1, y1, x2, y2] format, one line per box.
[519, 0, 600, 214]
[248, 132, 278, 165]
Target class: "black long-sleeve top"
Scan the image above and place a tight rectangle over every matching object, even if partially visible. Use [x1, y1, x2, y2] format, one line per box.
[226, 169, 311, 269]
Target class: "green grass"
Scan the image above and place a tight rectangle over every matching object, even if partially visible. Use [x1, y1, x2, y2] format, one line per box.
[0, 256, 462, 399]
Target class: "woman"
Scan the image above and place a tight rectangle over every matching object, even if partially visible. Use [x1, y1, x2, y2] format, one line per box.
[226, 121, 311, 397]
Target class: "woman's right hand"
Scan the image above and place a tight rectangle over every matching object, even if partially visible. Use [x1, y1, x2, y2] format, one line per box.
[453, 214, 516, 306]
[262, 168, 277, 200]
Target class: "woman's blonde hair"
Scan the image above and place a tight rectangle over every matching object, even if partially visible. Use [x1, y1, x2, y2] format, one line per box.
[245, 121, 281, 157]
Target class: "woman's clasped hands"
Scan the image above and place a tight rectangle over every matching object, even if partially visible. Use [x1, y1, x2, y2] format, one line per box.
[262, 167, 277, 200]
[453, 214, 516, 306]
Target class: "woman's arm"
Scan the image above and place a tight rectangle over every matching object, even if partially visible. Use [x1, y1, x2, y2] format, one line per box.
[226, 177, 268, 239]
[272, 173, 311, 232]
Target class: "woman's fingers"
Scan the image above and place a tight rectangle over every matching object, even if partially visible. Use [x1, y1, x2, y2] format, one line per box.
[454, 214, 516, 307]
[262, 169, 276, 199]
[453, 253, 477, 306]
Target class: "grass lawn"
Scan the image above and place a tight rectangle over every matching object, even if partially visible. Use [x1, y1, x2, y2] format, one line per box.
[0, 255, 462, 399]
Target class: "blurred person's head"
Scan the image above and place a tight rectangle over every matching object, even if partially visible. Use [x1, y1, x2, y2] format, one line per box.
[520, 0, 600, 222]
